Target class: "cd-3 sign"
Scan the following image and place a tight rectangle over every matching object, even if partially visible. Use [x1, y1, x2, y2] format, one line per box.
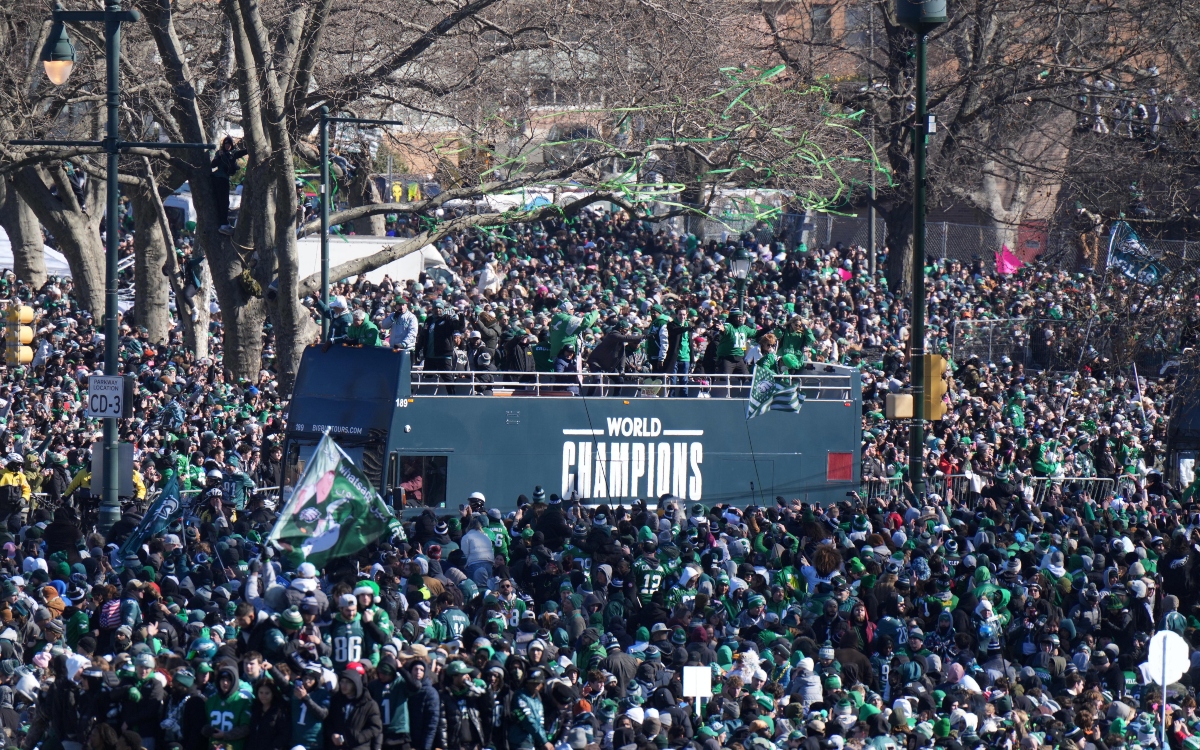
[85, 375, 133, 418]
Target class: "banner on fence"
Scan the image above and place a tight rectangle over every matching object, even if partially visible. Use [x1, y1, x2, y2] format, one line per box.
[1107, 221, 1168, 285]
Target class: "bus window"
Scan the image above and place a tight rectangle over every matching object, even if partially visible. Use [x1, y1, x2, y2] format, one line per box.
[398, 455, 447, 508]
[283, 441, 379, 504]
[281, 442, 307, 504]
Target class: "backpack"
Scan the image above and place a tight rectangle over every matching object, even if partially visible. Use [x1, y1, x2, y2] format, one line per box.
[99, 599, 122, 629]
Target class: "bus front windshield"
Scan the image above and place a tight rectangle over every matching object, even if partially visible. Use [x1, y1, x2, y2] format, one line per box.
[281, 441, 366, 504]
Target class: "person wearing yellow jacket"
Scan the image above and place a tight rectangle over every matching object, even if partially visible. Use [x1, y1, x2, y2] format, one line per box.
[64, 467, 147, 500]
[0, 454, 31, 519]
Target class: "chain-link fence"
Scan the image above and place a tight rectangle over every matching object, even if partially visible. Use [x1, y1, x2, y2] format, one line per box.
[693, 210, 1200, 281]
[950, 319, 1031, 366]
[952, 317, 1183, 373]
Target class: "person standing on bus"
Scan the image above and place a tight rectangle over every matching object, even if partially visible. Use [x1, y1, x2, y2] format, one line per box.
[384, 299, 419, 353]
[420, 304, 465, 391]
[663, 307, 693, 397]
[343, 310, 383, 347]
[716, 309, 755, 397]
[549, 300, 599, 361]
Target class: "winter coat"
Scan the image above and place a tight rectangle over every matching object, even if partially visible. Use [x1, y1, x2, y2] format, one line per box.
[587, 332, 643, 373]
[437, 683, 489, 750]
[246, 699, 292, 750]
[475, 314, 504, 354]
[460, 528, 495, 567]
[23, 662, 83, 750]
[535, 507, 571, 542]
[423, 315, 466, 360]
[408, 674, 441, 750]
[326, 670, 383, 750]
[789, 667, 823, 704]
[501, 332, 539, 373]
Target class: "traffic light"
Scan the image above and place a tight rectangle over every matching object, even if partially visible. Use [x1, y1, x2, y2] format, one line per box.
[4, 306, 33, 366]
[922, 353, 949, 421]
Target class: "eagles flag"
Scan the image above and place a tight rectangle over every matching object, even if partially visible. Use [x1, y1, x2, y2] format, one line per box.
[267, 433, 399, 567]
[747, 362, 804, 419]
[1107, 221, 1168, 285]
[118, 473, 184, 561]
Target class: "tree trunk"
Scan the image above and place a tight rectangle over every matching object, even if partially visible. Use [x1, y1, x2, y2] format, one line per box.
[0, 179, 47, 288]
[885, 200, 914, 296]
[12, 165, 106, 314]
[347, 154, 386, 236]
[135, 158, 212, 359]
[130, 188, 172, 343]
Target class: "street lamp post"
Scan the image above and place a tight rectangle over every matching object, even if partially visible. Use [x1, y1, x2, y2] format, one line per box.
[318, 108, 403, 342]
[895, 0, 947, 498]
[730, 247, 753, 311]
[15, 1, 212, 534]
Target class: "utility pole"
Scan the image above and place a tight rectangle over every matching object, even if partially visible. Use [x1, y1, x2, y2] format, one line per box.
[867, 2, 877, 277]
[896, 0, 946, 499]
[20, 0, 211, 533]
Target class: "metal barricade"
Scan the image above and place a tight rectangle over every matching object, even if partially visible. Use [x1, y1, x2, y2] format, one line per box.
[1030, 476, 1114, 505]
[1114, 475, 1138, 499]
[253, 486, 281, 509]
[928, 474, 973, 501]
[861, 477, 900, 502]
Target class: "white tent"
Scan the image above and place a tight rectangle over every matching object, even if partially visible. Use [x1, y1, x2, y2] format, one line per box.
[294, 236, 453, 286]
[0, 228, 73, 278]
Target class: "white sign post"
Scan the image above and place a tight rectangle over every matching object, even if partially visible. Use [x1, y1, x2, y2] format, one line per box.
[85, 376, 125, 418]
[682, 665, 712, 720]
[1146, 630, 1188, 750]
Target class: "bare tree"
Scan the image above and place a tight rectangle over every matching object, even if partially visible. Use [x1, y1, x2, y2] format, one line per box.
[0, 179, 47, 287]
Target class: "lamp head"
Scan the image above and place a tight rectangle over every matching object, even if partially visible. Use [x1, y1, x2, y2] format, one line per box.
[731, 247, 753, 280]
[41, 20, 75, 86]
[894, 0, 948, 31]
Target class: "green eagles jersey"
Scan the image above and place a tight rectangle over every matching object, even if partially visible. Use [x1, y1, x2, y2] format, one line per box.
[292, 686, 331, 749]
[483, 525, 509, 560]
[664, 586, 697, 611]
[532, 340, 553, 372]
[326, 614, 371, 670]
[370, 677, 418, 737]
[66, 609, 90, 650]
[221, 469, 255, 510]
[717, 324, 756, 358]
[205, 691, 252, 750]
[426, 607, 470, 642]
[550, 310, 600, 358]
[633, 556, 666, 602]
[498, 596, 527, 628]
[440, 608, 470, 640]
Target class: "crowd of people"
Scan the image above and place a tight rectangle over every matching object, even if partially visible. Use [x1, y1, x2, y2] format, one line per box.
[2, 203, 1200, 750]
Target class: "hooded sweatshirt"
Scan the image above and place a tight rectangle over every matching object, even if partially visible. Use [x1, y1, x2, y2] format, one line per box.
[204, 665, 252, 750]
[326, 669, 383, 750]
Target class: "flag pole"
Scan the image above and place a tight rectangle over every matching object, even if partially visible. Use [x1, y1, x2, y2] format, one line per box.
[1162, 653, 1168, 750]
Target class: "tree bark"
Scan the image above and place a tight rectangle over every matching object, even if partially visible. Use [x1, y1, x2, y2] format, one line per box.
[347, 153, 386, 236]
[11, 165, 106, 314]
[139, 157, 212, 359]
[885, 200, 914, 297]
[130, 187, 172, 343]
[0, 178, 47, 287]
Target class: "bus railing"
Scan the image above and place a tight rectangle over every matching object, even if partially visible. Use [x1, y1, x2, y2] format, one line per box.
[410, 369, 855, 401]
